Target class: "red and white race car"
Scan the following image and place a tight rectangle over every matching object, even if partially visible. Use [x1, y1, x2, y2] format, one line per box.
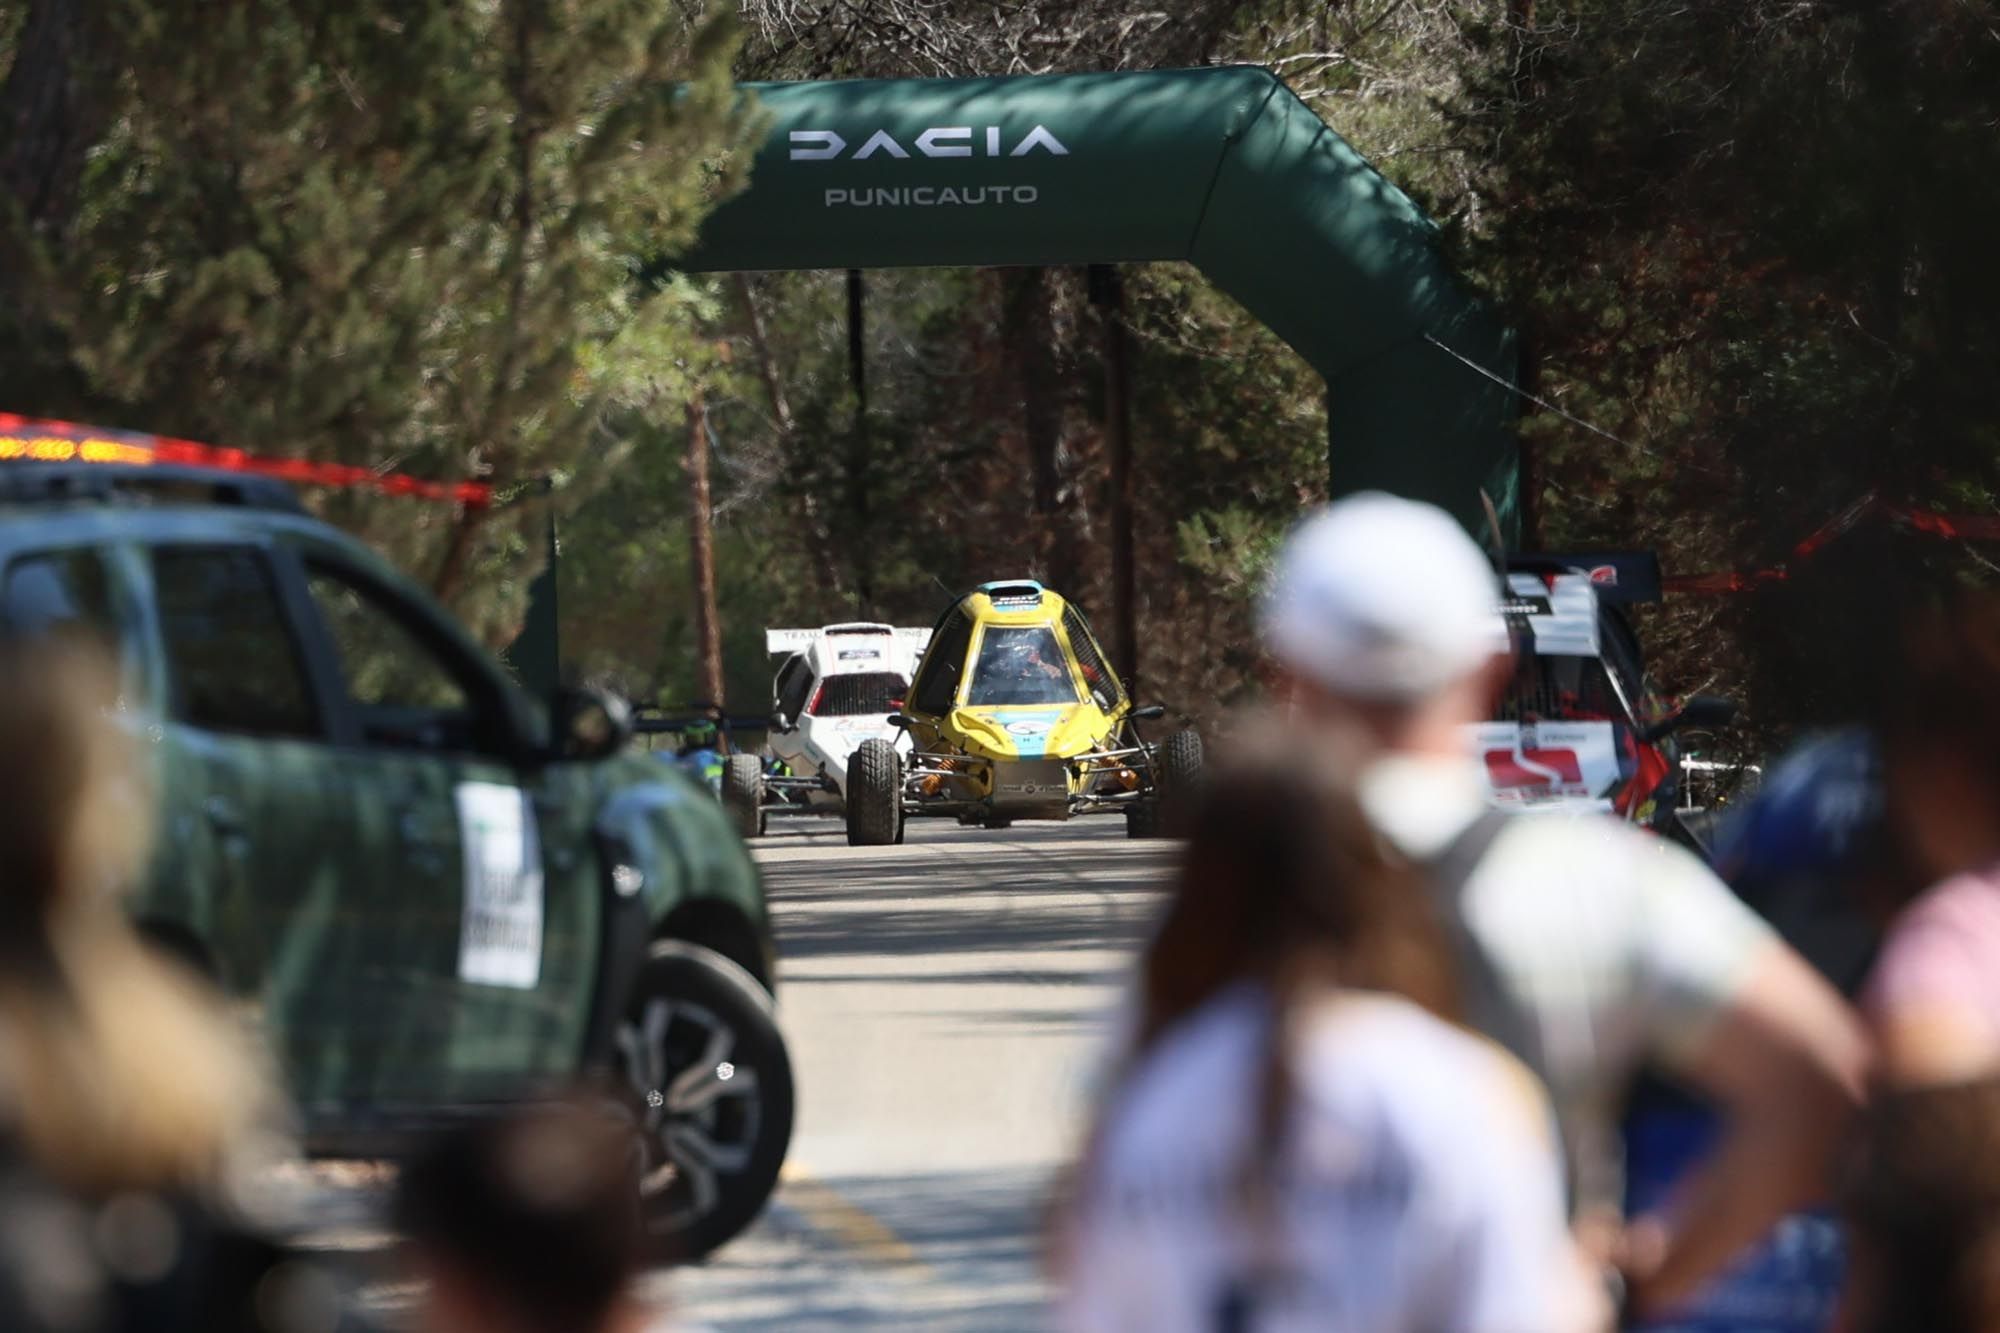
[1471, 554, 1734, 834]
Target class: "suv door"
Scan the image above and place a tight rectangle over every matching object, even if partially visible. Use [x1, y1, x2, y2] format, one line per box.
[145, 543, 361, 1107]
[288, 553, 595, 1107]
[0, 542, 208, 932]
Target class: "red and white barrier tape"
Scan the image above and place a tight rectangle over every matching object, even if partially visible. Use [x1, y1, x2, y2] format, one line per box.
[0, 414, 493, 508]
[1664, 493, 2000, 594]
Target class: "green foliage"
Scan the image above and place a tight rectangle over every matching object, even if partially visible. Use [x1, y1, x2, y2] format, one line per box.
[1447, 0, 2000, 742]
[0, 0, 757, 643]
[11, 0, 1994, 745]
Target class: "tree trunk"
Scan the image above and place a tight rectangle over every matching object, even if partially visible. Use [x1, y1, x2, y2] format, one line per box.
[0, 0, 105, 238]
[1507, 0, 1544, 552]
[1090, 265, 1139, 694]
[431, 502, 490, 606]
[687, 397, 725, 710]
[1514, 323, 1546, 552]
[1004, 267, 1076, 590]
[734, 274, 845, 599]
[845, 268, 874, 616]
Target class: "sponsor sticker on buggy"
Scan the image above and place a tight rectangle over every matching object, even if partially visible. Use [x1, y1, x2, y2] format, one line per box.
[1469, 721, 1622, 807]
[837, 647, 882, 662]
[455, 782, 544, 989]
[1005, 719, 1051, 737]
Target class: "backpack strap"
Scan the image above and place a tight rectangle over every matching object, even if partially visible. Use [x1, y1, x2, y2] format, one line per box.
[1426, 809, 1552, 1103]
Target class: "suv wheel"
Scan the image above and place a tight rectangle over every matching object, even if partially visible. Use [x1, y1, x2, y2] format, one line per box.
[845, 739, 903, 846]
[722, 754, 765, 839]
[614, 941, 794, 1261]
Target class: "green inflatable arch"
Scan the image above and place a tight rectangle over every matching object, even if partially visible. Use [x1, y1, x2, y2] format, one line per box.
[681, 66, 1519, 536]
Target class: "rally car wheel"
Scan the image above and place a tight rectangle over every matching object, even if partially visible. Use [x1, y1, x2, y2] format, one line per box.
[615, 941, 794, 1262]
[722, 754, 765, 839]
[846, 739, 903, 847]
[1156, 728, 1205, 836]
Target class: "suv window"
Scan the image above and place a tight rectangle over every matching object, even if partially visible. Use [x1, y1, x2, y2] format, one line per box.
[304, 564, 491, 752]
[152, 547, 321, 740]
[4, 548, 120, 653]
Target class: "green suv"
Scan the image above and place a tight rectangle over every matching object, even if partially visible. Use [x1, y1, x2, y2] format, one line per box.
[0, 454, 791, 1258]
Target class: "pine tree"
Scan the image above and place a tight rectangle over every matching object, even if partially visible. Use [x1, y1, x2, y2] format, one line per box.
[0, 0, 757, 642]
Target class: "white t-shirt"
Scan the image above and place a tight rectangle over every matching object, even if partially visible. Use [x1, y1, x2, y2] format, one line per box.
[1060, 987, 1599, 1333]
[1362, 754, 1775, 1208]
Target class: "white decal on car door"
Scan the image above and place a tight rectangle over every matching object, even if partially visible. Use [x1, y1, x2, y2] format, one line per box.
[455, 781, 544, 989]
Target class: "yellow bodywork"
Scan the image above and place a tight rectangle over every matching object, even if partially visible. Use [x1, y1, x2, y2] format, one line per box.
[903, 584, 1132, 808]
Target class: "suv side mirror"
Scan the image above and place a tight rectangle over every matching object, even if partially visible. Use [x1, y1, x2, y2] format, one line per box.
[1641, 694, 1737, 744]
[770, 709, 792, 734]
[886, 713, 913, 731]
[554, 684, 633, 761]
[1130, 703, 1168, 722]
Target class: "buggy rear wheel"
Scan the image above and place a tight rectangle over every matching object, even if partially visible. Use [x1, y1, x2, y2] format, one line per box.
[722, 754, 765, 839]
[1155, 727, 1204, 836]
[846, 739, 903, 847]
[1125, 802, 1160, 839]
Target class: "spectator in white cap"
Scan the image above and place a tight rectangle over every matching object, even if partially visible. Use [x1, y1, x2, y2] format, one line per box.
[1260, 492, 1870, 1320]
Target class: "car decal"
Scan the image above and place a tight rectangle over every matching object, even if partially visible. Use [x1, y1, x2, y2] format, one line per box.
[455, 782, 545, 990]
[973, 708, 1069, 758]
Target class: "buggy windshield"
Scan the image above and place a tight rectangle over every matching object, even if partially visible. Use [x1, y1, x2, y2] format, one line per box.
[812, 671, 907, 717]
[966, 625, 1078, 707]
[1495, 649, 1628, 725]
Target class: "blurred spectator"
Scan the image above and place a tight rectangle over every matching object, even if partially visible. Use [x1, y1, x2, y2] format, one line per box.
[392, 1098, 661, 1333]
[1839, 1078, 2000, 1333]
[1710, 728, 1889, 997]
[0, 632, 343, 1332]
[1058, 737, 1604, 1332]
[1258, 493, 1869, 1319]
[1865, 591, 2000, 1086]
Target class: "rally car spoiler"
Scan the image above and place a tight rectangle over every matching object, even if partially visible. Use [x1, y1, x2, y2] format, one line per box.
[1506, 551, 1661, 605]
[765, 624, 932, 660]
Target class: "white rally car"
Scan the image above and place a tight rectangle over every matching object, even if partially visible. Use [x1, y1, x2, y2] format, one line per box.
[1470, 554, 1733, 833]
[719, 622, 930, 837]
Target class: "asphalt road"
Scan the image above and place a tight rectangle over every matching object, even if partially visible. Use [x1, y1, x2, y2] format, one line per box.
[300, 815, 1177, 1331]
[664, 817, 1175, 1331]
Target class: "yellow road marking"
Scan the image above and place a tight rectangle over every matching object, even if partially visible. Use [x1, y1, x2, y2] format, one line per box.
[777, 1162, 933, 1275]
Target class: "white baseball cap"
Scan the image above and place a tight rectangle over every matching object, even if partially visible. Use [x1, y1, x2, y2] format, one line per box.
[1261, 492, 1510, 702]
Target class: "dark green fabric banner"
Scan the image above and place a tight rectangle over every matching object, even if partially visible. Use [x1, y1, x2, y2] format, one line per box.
[681, 67, 1518, 537]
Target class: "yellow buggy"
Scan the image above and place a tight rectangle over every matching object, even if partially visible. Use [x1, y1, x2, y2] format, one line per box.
[845, 581, 1202, 845]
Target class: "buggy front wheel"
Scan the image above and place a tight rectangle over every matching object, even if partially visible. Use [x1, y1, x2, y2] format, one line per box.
[846, 739, 904, 846]
[722, 754, 765, 839]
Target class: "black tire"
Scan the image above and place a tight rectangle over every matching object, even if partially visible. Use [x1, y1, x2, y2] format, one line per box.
[614, 941, 794, 1262]
[846, 739, 903, 846]
[1124, 802, 1161, 839]
[1155, 727, 1205, 836]
[722, 754, 765, 839]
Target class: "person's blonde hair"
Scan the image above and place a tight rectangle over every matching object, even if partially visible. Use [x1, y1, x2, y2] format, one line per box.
[0, 633, 280, 1196]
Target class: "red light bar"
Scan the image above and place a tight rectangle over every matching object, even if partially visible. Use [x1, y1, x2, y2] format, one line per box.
[0, 414, 492, 508]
